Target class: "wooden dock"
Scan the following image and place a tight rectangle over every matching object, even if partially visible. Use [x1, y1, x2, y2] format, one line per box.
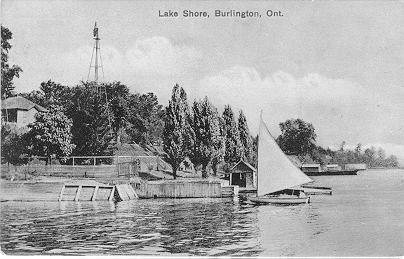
[134, 179, 239, 199]
[0, 179, 138, 202]
[59, 182, 138, 201]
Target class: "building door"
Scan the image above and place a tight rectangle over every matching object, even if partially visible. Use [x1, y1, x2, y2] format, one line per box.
[231, 173, 246, 187]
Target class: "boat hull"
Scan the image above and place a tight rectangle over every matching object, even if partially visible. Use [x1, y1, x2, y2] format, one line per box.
[249, 195, 310, 204]
[300, 185, 332, 195]
[304, 169, 358, 176]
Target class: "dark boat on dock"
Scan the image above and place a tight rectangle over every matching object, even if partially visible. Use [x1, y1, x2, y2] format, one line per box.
[301, 163, 359, 176]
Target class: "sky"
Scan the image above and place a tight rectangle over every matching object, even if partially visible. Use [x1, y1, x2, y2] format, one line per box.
[2, 0, 404, 164]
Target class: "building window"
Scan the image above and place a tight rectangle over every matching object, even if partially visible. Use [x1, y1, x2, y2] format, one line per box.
[1, 109, 17, 123]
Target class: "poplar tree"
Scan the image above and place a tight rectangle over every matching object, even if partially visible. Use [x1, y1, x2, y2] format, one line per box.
[211, 116, 226, 176]
[238, 110, 253, 163]
[163, 84, 193, 179]
[190, 97, 224, 178]
[222, 105, 243, 167]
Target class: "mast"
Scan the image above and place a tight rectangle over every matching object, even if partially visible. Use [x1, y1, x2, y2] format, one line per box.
[257, 110, 263, 197]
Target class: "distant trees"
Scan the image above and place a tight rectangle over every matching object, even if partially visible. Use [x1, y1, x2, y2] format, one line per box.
[329, 144, 399, 168]
[190, 97, 224, 178]
[1, 26, 22, 99]
[163, 84, 193, 179]
[274, 118, 399, 168]
[25, 105, 75, 160]
[277, 118, 317, 155]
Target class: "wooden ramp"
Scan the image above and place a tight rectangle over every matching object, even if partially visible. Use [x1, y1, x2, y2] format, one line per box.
[59, 181, 138, 202]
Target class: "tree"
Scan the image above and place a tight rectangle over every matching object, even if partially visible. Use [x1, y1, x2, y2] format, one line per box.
[1, 124, 27, 165]
[68, 82, 114, 156]
[277, 118, 317, 155]
[1, 26, 22, 99]
[211, 116, 226, 176]
[104, 81, 130, 143]
[222, 105, 243, 167]
[190, 97, 224, 178]
[364, 146, 376, 167]
[25, 105, 75, 160]
[162, 84, 193, 179]
[238, 110, 253, 163]
[126, 92, 164, 145]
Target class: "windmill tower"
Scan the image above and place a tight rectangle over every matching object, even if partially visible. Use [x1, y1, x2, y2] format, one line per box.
[87, 22, 104, 87]
[87, 22, 114, 145]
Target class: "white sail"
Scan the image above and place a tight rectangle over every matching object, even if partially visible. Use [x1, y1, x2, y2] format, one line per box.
[257, 117, 312, 196]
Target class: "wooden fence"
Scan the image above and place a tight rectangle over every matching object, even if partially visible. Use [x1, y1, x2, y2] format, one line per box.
[1, 155, 171, 179]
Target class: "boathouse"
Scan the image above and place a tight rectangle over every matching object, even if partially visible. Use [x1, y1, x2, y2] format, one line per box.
[345, 163, 367, 170]
[301, 164, 322, 173]
[228, 160, 256, 190]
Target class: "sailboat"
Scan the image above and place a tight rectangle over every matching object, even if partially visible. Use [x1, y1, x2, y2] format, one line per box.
[249, 114, 313, 205]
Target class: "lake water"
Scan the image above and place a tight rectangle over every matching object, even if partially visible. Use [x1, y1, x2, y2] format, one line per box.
[1, 169, 404, 256]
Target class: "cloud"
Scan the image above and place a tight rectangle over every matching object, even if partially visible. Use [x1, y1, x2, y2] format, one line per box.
[125, 36, 202, 76]
[52, 36, 202, 85]
[197, 66, 404, 162]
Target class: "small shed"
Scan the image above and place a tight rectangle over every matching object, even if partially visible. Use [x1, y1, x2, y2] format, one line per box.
[326, 164, 342, 171]
[229, 160, 256, 189]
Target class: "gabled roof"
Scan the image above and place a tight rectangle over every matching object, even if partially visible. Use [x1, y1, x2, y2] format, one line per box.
[230, 159, 257, 172]
[1, 96, 47, 112]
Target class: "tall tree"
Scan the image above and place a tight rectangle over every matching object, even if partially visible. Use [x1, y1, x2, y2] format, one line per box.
[190, 97, 224, 178]
[238, 110, 253, 163]
[163, 84, 193, 179]
[25, 105, 75, 160]
[1, 26, 22, 99]
[277, 118, 317, 155]
[211, 116, 226, 176]
[222, 105, 243, 167]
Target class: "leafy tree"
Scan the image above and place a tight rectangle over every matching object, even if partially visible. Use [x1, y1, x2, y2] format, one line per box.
[222, 105, 243, 167]
[162, 84, 193, 179]
[25, 105, 75, 160]
[1, 26, 22, 99]
[126, 92, 164, 145]
[238, 110, 253, 163]
[68, 82, 114, 156]
[104, 81, 130, 143]
[190, 97, 224, 178]
[1, 124, 27, 165]
[277, 118, 317, 155]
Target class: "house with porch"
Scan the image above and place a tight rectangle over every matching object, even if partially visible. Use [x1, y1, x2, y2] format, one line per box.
[1, 96, 47, 128]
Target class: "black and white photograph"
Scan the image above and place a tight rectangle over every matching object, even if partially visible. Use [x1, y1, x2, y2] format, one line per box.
[1, 0, 403, 257]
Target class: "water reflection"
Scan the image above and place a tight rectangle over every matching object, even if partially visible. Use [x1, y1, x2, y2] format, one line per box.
[0, 198, 262, 255]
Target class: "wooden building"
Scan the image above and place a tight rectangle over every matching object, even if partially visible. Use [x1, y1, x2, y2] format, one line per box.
[301, 164, 322, 173]
[1, 96, 47, 128]
[229, 160, 257, 191]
